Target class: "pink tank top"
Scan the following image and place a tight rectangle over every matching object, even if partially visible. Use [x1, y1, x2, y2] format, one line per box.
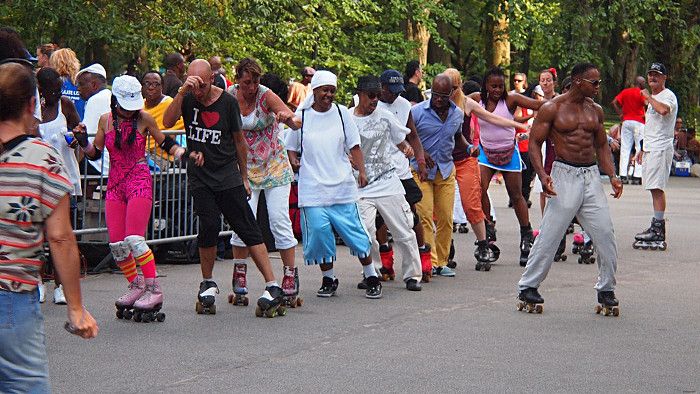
[105, 113, 148, 173]
[478, 99, 516, 150]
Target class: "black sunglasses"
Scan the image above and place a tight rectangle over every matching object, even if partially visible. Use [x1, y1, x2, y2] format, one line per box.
[581, 78, 602, 87]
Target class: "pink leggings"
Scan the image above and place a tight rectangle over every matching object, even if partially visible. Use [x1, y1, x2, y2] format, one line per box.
[106, 198, 152, 242]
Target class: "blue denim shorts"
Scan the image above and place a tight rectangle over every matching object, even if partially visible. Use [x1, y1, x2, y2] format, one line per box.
[0, 289, 50, 393]
[300, 203, 371, 265]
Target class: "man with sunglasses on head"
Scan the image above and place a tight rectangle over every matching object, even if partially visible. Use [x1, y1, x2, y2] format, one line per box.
[517, 63, 623, 314]
[633, 63, 678, 251]
[163, 59, 285, 317]
[411, 74, 467, 278]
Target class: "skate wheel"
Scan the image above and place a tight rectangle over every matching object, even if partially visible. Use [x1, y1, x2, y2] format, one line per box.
[277, 306, 287, 317]
[209, 304, 216, 315]
[561, 255, 567, 262]
[595, 305, 602, 314]
[123, 309, 133, 320]
[134, 312, 142, 322]
[195, 302, 203, 314]
[116, 309, 124, 319]
[517, 302, 524, 311]
[589, 257, 595, 264]
[612, 307, 620, 317]
[659, 243, 667, 251]
[650, 245, 658, 251]
[255, 305, 263, 317]
[264, 308, 276, 318]
[228, 294, 234, 304]
[156, 312, 166, 322]
[296, 297, 304, 307]
[578, 257, 583, 264]
[243, 297, 249, 306]
[535, 304, 543, 314]
[142, 313, 152, 323]
[484, 265, 491, 271]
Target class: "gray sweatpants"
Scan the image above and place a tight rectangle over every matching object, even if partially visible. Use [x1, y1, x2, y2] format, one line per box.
[519, 161, 617, 292]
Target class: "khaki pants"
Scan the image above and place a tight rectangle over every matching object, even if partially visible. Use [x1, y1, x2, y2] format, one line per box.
[413, 169, 455, 267]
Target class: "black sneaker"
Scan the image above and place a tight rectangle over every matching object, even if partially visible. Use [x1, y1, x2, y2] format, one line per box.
[405, 278, 422, 291]
[357, 276, 367, 290]
[597, 291, 619, 306]
[317, 277, 338, 298]
[365, 276, 382, 299]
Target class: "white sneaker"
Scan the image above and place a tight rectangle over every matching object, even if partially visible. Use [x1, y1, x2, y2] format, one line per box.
[38, 283, 46, 303]
[53, 285, 67, 305]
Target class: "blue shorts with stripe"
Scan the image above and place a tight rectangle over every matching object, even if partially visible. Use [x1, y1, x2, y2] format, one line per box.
[300, 203, 371, 265]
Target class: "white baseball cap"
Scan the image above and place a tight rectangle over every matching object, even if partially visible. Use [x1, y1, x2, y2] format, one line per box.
[533, 85, 544, 97]
[76, 63, 107, 79]
[111, 75, 144, 111]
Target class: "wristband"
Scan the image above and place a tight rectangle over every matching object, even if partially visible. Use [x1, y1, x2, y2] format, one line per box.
[159, 135, 177, 152]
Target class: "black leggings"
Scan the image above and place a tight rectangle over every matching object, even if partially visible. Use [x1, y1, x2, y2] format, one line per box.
[192, 186, 263, 248]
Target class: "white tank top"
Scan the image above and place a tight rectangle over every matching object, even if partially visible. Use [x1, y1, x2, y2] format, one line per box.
[39, 101, 82, 195]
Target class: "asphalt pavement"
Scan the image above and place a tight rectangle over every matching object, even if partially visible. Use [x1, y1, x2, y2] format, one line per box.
[43, 177, 700, 393]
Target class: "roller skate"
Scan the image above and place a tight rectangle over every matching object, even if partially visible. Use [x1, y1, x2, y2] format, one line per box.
[474, 240, 492, 271]
[317, 276, 339, 297]
[228, 260, 249, 306]
[554, 236, 567, 262]
[378, 244, 395, 281]
[365, 275, 383, 299]
[578, 240, 595, 264]
[419, 244, 432, 283]
[519, 225, 534, 267]
[282, 266, 303, 308]
[255, 285, 287, 318]
[447, 239, 457, 269]
[517, 287, 544, 314]
[485, 220, 501, 262]
[133, 278, 165, 323]
[115, 275, 145, 320]
[594, 290, 620, 316]
[571, 232, 584, 254]
[458, 224, 469, 234]
[633, 218, 666, 250]
[620, 176, 629, 185]
[196, 280, 219, 315]
[630, 176, 642, 185]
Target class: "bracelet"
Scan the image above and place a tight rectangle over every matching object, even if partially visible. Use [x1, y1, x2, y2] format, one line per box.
[416, 157, 426, 165]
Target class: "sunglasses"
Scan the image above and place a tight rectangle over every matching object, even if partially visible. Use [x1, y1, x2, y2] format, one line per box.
[514, 79, 524, 83]
[143, 81, 161, 88]
[581, 78, 602, 87]
[363, 91, 380, 100]
[432, 90, 452, 99]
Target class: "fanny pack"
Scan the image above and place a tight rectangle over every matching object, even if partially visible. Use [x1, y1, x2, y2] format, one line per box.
[483, 145, 514, 166]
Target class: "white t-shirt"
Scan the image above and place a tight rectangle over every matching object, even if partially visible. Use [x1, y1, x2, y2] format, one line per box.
[83, 88, 112, 174]
[350, 107, 409, 198]
[39, 101, 82, 196]
[643, 88, 678, 151]
[285, 104, 361, 207]
[378, 96, 412, 179]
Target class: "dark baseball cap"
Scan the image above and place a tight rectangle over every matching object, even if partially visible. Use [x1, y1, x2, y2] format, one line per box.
[648, 62, 666, 75]
[380, 69, 405, 94]
[356, 75, 381, 92]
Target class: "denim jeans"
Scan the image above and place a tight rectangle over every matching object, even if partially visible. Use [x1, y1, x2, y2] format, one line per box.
[0, 289, 50, 393]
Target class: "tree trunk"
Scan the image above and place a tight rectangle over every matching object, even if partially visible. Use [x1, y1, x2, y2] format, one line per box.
[492, 1, 510, 68]
[428, 20, 451, 66]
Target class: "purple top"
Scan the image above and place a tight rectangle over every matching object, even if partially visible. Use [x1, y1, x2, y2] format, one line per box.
[478, 99, 516, 150]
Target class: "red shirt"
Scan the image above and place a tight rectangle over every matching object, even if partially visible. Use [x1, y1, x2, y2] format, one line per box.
[516, 107, 530, 152]
[615, 87, 646, 123]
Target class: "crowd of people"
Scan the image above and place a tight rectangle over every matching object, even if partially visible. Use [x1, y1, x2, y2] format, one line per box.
[0, 26, 687, 391]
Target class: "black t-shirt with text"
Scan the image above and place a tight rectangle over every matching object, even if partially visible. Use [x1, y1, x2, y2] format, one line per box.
[181, 91, 243, 191]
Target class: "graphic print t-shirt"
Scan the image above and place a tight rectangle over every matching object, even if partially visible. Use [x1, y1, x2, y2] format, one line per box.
[181, 92, 243, 191]
[350, 107, 409, 198]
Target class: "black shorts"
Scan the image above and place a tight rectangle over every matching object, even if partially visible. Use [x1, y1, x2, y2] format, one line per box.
[191, 186, 263, 248]
[401, 177, 423, 206]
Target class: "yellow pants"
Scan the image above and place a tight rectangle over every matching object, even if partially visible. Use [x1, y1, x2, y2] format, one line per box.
[413, 169, 455, 267]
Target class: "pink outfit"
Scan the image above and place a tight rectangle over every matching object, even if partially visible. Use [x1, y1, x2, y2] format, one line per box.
[105, 114, 152, 202]
[478, 99, 516, 150]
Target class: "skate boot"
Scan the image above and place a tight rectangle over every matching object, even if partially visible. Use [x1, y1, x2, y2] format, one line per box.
[578, 240, 595, 264]
[196, 280, 219, 315]
[378, 244, 395, 281]
[517, 287, 544, 313]
[554, 235, 567, 262]
[133, 278, 165, 323]
[519, 225, 534, 267]
[365, 275, 383, 299]
[458, 224, 469, 234]
[571, 232, 584, 254]
[631, 176, 642, 185]
[255, 285, 287, 318]
[485, 220, 501, 262]
[419, 244, 432, 283]
[317, 276, 339, 297]
[595, 290, 620, 316]
[115, 275, 145, 320]
[282, 266, 303, 308]
[620, 176, 629, 185]
[228, 260, 249, 306]
[447, 239, 457, 269]
[474, 240, 492, 271]
[633, 218, 666, 250]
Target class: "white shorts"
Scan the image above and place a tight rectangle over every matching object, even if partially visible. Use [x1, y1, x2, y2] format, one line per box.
[642, 148, 673, 190]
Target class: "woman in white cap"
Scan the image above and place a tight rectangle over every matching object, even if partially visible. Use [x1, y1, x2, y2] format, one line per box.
[75, 75, 188, 322]
[285, 71, 383, 299]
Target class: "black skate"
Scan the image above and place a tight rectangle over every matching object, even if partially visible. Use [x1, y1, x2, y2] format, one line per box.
[196, 280, 219, 315]
[519, 225, 534, 267]
[458, 224, 469, 234]
[517, 287, 544, 314]
[447, 239, 457, 269]
[554, 236, 567, 262]
[474, 240, 492, 272]
[578, 240, 595, 264]
[357, 275, 368, 290]
[255, 285, 287, 318]
[633, 218, 666, 251]
[365, 276, 383, 299]
[317, 276, 338, 298]
[485, 220, 501, 262]
[594, 290, 620, 316]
